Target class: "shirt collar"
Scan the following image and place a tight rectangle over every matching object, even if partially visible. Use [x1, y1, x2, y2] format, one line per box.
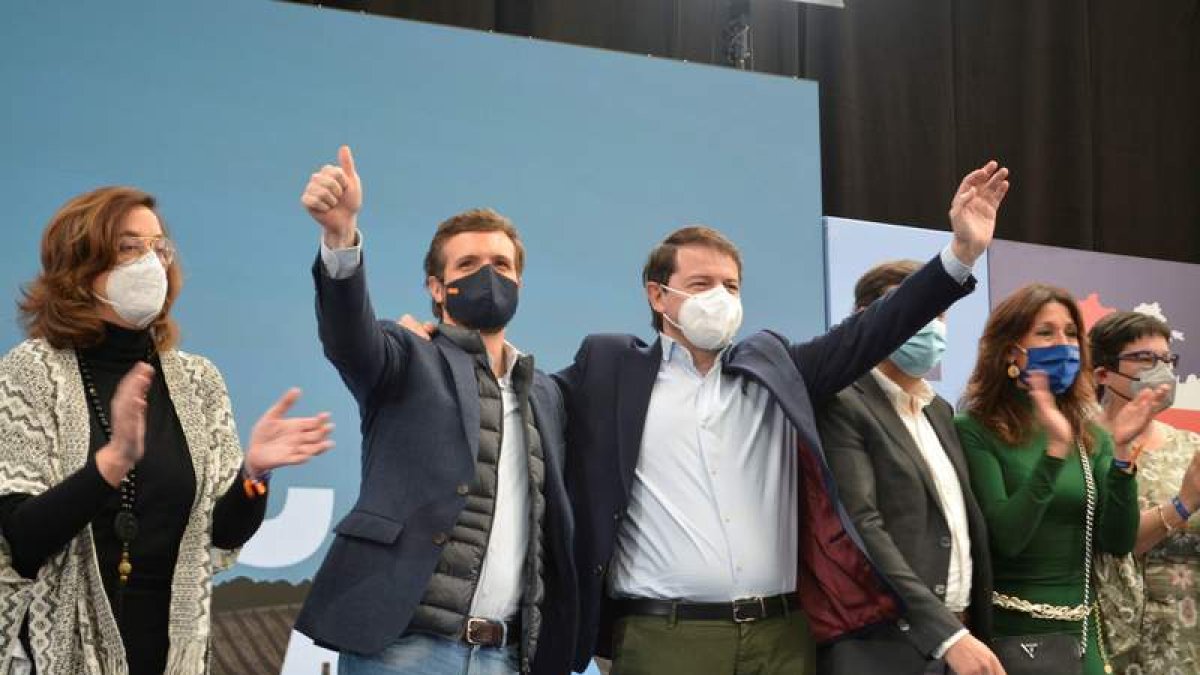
[659, 333, 730, 368]
[871, 367, 936, 413]
[495, 342, 522, 381]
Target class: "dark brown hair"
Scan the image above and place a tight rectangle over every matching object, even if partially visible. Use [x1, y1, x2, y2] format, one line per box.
[1088, 311, 1171, 369]
[422, 208, 525, 318]
[19, 186, 182, 351]
[960, 283, 1098, 451]
[853, 259, 922, 311]
[641, 225, 743, 331]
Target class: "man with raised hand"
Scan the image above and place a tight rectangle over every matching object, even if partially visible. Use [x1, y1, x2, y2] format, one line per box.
[556, 162, 1008, 674]
[292, 146, 577, 675]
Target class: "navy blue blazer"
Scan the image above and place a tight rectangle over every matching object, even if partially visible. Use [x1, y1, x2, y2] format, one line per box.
[294, 258, 578, 675]
[553, 254, 974, 671]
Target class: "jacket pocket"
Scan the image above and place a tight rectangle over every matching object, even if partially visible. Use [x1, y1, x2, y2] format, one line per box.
[334, 510, 404, 544]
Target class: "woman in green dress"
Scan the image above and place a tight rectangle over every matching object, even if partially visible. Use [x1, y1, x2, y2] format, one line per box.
[1091, 311, 1200, 674]
[956, 284, 1166, 674]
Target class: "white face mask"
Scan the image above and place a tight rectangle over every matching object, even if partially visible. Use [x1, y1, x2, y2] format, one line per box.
[659, 284, 743, 351]
[98, 251, 168, 329]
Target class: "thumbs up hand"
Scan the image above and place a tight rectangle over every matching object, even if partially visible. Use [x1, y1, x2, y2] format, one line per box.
[301, 145, 363, 248]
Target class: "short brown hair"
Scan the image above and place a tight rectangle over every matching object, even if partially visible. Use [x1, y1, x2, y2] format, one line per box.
[422, 208, 525, 318]
[1088, 311, 1171, 369]
[960, 283, 1098, 451]
[19, 187, 182, 351]
[853, 259, 922, 311]
[641, 226, 743, 331]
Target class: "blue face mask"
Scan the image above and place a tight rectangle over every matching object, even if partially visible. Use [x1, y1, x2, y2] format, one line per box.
[1020, 344, 1081, 395]
[890, 319, 947, 377]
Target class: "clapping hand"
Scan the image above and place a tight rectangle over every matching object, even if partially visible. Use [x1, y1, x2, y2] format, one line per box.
[244, 389, 335, 478]
[1028, 371, 1073, 458]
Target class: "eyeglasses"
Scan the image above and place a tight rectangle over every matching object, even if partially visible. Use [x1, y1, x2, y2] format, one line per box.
[1117, 350, 1180, 368]
[116, 235, 175, 265]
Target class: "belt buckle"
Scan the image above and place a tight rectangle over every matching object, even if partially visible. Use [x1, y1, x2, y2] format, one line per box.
[465, 617, 500, 646]
[732, 596, 766, 623]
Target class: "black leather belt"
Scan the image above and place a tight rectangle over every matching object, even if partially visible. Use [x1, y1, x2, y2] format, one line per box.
[615, 594, 794, 623]
[461, 617, 519, 647]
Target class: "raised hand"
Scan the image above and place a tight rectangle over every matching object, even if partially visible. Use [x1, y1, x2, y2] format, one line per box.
[1028, 371, 1073, 458]
[301, 145, 362, 248]
[244, 388, 335, 478]
[948, 160, 1010, 266]
[1110, 384, 1170, 453]
[96, 362, 155, 486]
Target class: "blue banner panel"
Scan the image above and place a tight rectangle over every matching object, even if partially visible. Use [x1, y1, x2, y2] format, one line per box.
[1, 2, 825, 672]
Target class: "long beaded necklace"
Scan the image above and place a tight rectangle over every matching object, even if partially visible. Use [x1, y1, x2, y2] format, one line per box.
[76, 347, 154, 594]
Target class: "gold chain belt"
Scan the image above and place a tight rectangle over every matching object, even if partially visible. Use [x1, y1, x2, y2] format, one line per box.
[991, 591, 1088, 621]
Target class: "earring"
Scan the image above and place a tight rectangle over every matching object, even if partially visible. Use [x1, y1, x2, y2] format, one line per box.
[1007, 362, 1021, 379]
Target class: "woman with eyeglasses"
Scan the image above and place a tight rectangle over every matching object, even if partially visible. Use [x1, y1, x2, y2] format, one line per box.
[955, 285, 1166, 674]
[1090, 311, 1200, 674]
[0, 187, 334, 674]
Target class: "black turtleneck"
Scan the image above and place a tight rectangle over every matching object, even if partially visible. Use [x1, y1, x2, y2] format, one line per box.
[0, 323, 267, 675]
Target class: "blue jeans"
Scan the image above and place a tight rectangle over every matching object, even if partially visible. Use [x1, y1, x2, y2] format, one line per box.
[339, 633, 518, 675]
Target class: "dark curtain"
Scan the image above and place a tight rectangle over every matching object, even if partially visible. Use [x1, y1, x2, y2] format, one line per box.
[288, 0, 1200, 263]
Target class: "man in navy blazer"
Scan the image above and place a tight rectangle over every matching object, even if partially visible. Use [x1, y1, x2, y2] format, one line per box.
[555, 162, 1010, 674]
[292, 147, 577, 675]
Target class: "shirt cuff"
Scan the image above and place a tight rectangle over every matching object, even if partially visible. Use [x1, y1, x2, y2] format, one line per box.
[939, 244, 973, 285]
[932, 627, 970, 659]
[319, 230, 363, 280]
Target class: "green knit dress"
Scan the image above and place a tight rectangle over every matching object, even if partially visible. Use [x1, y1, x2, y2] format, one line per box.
[956, 414, 1140, 675]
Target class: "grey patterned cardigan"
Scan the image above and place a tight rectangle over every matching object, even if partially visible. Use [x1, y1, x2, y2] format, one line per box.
[0, 339, 244, 675]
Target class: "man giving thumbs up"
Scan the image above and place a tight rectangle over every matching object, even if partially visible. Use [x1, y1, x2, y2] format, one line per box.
[293, 146, 578, 675]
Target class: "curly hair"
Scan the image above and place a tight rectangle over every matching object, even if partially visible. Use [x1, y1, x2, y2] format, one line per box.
[18, 186, 182, 351]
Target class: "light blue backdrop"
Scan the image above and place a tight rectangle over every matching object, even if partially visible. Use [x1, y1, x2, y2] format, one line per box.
[2, 2, 825, 670]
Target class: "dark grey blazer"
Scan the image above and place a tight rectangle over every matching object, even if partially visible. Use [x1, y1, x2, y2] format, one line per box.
[293, 258, 578, 675]
[816, 372, 992, 675]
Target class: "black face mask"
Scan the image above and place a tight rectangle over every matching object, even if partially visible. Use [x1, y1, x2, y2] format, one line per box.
[442, 265, 519, 332]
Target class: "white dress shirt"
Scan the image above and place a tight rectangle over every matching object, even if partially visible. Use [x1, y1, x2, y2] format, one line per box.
[321, 234, 529, 621]
[608, 245, 974, 606]
[869, 368, 972, 655]
[609, 335, 800, 602]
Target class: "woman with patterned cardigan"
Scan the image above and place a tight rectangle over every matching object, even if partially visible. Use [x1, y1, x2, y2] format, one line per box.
[0, 187, 334, 674]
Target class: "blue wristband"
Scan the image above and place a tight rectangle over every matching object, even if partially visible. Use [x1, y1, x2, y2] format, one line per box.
[1111, 457, 1133, 472]
[1172, 495, 1192, 522]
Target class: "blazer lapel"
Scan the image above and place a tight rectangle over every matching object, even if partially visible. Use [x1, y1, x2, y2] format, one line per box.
[435, 335, 482, 462]
[856, 374, 941, 504]
[925, 400, 989, 537]
[925, 400, 971, 490]
[615, 339, 661, 498]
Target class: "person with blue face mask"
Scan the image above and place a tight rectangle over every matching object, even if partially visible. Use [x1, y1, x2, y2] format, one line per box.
[816, 260, 1003, 675]
[1089, 311, 1200, 675]
[956, 285, 1168, 675]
